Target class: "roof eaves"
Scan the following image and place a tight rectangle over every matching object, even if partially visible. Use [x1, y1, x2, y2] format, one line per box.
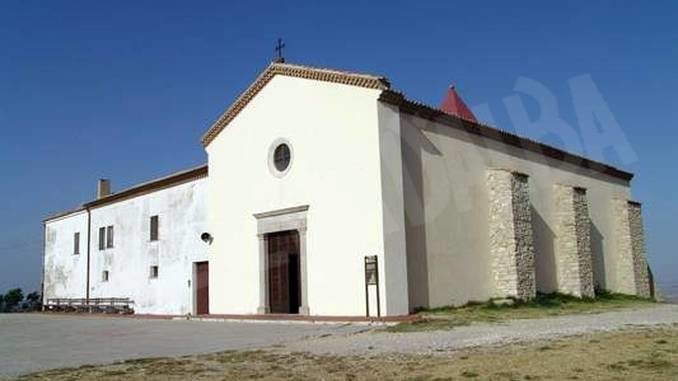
[83, 164, 208, 209]
[44, 206, 87, 223]
[379, 90, 634, 182]
[46, 165, 209, 221]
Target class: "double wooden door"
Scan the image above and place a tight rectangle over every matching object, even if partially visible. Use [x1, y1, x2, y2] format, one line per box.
[267, 230, 301, 314]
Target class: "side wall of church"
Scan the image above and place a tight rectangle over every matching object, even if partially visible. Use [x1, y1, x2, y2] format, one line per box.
[400, 113, 636, 310]
[206, 75, 410, 316]
[44, 178, 208, 315]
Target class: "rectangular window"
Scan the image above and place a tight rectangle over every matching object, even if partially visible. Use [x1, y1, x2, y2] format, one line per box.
[106, 225, 114, 248]
[73, 232, 80, 255]
[150, 265, 159, 279]
[98, 227, 106, 250]
[102, 270, 109, 282]
[150, 215, 159, 241]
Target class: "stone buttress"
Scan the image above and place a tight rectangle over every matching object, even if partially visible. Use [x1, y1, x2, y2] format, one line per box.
[487, 169, 536, 300]
[612, 199, 651, 297]
[553, 185, 595, 298]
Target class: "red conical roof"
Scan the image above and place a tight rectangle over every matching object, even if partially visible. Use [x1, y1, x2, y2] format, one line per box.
[440, 85, 477, 122]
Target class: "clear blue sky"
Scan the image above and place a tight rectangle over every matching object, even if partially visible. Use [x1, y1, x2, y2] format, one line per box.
[1, 1, 676, 294]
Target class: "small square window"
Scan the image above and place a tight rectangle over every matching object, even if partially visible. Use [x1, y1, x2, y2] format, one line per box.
[150, 265, 159, 279]
[102, 271, 109, 282]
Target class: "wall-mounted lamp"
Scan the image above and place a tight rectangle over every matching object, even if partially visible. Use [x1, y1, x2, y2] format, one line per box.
[200, 232, 213, 245]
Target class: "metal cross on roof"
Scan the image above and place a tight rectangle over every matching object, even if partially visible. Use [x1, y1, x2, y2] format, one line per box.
[274, 38, 285, 63]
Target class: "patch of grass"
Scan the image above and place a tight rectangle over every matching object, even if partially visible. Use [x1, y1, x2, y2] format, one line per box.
[100, 369, 128, 376]
[388, 291, 656, 332]
[607, 362, 628, 371]
[121, 357, 156, 365]
[626, 357, 673, 370]
[460, 370, 479, 378]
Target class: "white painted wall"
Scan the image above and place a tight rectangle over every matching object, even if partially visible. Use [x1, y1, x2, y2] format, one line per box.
[400, 114, 632, 309]
[89, 179, 207, 315]
[44, 178, 207, 315]
[206, 75, 410, 316]
[43, 74, 637, 317]
[44, 210, 89, 300]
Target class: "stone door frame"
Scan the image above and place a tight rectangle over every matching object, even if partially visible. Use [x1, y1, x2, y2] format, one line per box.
[253, 205, 309, 315]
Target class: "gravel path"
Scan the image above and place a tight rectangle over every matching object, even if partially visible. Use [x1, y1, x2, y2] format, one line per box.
[285, 304, 678, 356]
[2, 305, 677, 376]
[0, 314, 364, 377]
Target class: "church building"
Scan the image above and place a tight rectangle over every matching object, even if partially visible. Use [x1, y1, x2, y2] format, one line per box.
[43, 62, 652, 317]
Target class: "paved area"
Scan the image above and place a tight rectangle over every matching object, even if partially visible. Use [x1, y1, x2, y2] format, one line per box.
[2, 305, 677, 377]
[286, 304, 678, 355]
[0, 314, 366, 377]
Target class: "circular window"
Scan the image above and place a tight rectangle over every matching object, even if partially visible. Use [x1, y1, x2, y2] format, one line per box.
[268, 138, 294, 177]
[273, 143, 291, 172]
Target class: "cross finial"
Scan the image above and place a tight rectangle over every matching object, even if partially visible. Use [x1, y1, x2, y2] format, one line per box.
[274, 38, 285, 63]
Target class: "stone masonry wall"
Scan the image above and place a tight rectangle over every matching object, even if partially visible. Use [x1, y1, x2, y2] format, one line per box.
[628, 202, 651, 297]
[487, 169, 536, 300]
[553, 185, 595, 297]
[613, 198, 635, 295]
[612, 198, 651, 297]
[573, 188, 595, 297]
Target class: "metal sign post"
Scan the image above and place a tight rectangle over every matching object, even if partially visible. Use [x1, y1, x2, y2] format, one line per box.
[364, 255, 380, 317]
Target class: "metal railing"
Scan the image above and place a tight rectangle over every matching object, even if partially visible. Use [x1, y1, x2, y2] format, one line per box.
[44, 298, 134, 314]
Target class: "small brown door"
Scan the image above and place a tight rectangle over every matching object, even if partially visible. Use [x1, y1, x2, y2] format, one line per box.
[268, 230, 300, 314]
[195, 261, 209, 315]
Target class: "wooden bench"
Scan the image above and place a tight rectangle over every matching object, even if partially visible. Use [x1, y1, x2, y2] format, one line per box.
[45, 297, 134, 314]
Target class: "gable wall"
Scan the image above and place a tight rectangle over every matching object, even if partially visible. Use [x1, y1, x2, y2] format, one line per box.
[206, 75, 409, 316]
[44, 211, 89, 300]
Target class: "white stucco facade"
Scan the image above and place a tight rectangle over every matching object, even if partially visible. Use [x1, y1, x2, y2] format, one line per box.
[44, 177, 207, 315]
[206, 75, 409, 316]
[44, 211, 89, 300]
[43, 62, 651, 317]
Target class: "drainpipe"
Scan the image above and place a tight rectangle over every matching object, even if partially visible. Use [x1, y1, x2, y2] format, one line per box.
[41, 222, 46, 310]
[86, 207, 91, 301]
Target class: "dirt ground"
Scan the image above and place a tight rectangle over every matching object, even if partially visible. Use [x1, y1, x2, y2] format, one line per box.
[16, 326, 678, 381]
[0, 313, 365, 377]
